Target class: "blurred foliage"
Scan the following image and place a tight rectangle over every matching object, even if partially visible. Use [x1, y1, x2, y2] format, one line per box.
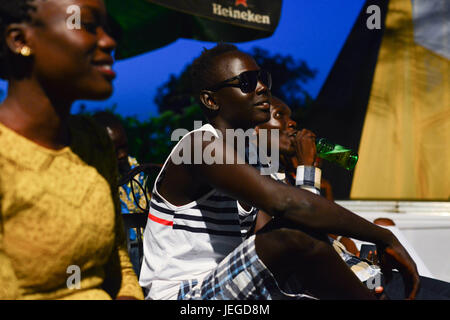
[80, 47, 316, 164]
[78, 102, 205, 164]
[251, 47, 317, 110]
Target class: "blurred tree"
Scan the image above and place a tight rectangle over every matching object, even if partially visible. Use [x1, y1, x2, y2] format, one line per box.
[251, 47, 317, 110]
[77, 102, 205, 165]
[155, 65, 195, 115]
[121, 103, 205, 164]
[251, 47, 317, 126]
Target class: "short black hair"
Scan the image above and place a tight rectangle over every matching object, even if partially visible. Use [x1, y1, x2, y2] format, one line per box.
[190, 43, 239, 97]
[0, 0, 36, 79]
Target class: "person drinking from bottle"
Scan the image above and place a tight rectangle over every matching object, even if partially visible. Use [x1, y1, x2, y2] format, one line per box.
[253, 96, 450, 300]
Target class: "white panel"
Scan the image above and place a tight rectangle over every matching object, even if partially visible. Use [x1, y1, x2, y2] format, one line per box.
[337, 200, 450, 282]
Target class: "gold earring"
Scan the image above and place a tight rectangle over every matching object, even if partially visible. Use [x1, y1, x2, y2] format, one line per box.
[17, 46, 32, 57]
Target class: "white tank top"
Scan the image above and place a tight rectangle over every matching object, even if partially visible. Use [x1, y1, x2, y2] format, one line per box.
[139, 124, 258, 300]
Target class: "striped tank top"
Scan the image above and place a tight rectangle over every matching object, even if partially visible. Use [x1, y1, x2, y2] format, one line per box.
[139, 124, 259, 300]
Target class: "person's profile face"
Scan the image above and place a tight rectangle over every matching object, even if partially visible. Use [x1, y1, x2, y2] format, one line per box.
[26, 0, 117, 101]
[210, 50, 271, 130]
[257, 98, 297, 156]
[106, 124, 130, 174]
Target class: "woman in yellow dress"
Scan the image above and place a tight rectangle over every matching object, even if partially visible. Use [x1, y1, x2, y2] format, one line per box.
[0, 0, 143, 300]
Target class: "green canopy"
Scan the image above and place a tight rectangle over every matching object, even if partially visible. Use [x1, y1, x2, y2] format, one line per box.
[105, 0, 283, 60]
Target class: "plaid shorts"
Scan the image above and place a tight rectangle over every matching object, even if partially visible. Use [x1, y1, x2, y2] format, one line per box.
[177, 235, 316, 300]
[331, 240, 381, 282]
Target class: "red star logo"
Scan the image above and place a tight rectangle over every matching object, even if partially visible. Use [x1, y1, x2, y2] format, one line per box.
[235, 0, 248, 7]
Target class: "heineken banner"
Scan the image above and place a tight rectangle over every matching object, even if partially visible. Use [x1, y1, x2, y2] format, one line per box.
[105, 0, 282, 59]
[150, 0, 281, 32]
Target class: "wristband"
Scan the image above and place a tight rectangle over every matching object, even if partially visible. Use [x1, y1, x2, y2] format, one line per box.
[295, 165, 321, 195]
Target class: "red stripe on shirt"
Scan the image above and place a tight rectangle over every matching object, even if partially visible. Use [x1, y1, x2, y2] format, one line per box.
[148, 212, 173, 226]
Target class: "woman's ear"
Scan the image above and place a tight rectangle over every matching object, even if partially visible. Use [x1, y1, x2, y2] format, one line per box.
[200, 90, 219, 112]
[5, 24, 33, 56]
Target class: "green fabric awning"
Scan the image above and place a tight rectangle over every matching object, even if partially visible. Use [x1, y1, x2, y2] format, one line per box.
[105, 0, 282, 60]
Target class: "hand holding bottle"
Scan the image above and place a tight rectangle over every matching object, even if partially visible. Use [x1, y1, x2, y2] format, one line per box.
[292, 128, 319, 166]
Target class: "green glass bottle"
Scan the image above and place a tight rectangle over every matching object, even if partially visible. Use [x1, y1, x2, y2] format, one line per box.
[315, 138, 358, 170]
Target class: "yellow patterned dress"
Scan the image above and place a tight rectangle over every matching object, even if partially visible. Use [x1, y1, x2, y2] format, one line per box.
[0, 116, 144, 300]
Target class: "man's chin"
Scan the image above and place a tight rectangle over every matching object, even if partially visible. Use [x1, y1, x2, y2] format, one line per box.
[252, 113, 271, 127]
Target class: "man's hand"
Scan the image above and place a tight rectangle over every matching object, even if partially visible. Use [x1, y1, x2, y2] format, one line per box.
[377, 235, 420, 299]
[292, 129, 318, 166]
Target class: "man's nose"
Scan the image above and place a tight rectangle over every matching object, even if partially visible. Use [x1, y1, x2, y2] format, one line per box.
[255, 79, 270, 96]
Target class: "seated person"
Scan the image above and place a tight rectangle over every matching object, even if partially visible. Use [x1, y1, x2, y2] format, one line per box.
[254, 97, 450, 299]
[254, 96, 320, 227]
[0, 0, 142, 299]
[254, 97, 378, 280]
[139, 43, 422, 300]
[92, 111, 150, 215]
[93, 111, 149, 275]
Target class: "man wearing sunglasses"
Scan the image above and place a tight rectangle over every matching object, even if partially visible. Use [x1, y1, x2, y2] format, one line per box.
[139, 43, 420, 300]
[205, 69, 272, 94]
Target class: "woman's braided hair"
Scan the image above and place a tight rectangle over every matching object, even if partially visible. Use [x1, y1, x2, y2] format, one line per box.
[0, 0, 36, 79]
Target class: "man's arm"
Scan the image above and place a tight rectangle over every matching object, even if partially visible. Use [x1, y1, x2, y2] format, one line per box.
[190, 137, 419, 298]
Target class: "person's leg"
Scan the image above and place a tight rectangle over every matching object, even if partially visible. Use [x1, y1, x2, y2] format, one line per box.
[255, 225, 376, 300]
[177, 234, 314, 300]
[383, 272, 450, 300]
[177, 223, 378, 300]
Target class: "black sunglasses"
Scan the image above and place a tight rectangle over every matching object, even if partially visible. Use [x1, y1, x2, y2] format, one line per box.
[205, 70, 272, 94]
